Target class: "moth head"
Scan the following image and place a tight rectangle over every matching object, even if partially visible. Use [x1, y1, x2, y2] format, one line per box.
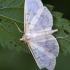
[20, 34, 30, 42]
[20, 35, 25, 41]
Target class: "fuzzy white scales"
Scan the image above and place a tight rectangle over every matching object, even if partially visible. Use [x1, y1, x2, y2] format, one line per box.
[20, 0, 59, 70]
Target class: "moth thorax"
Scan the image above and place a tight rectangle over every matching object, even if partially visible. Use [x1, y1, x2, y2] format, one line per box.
[20, 34, 31, 42]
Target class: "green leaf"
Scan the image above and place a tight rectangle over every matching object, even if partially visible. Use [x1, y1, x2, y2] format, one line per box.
[0, 0, 70, 55]
[0, 0, 24, 8]
[0, 0, 29, 53]
[44, 4, 70, 55]
[52, 11, 70, 55]
[45, 4, 54, 12]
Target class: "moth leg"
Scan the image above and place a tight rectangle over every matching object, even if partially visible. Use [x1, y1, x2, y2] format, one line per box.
[56, 36, 68, 39]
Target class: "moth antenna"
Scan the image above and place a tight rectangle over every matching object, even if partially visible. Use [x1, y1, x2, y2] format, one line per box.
[14, 22, 24, 33]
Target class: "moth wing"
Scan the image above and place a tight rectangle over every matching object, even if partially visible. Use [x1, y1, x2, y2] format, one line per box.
[24, 0, 43, 32]
[28, 6, 53, 33]
[28, 35, 59, 70]
[31, 35, 59, 57]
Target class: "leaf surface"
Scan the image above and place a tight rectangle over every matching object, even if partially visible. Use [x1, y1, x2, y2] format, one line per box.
[0, 0, 70, 55]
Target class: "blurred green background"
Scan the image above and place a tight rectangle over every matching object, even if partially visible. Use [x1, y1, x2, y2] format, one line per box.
[0, 0, 70, 70]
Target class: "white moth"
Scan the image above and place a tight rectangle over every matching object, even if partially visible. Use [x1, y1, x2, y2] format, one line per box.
[20, 0, 59, 70]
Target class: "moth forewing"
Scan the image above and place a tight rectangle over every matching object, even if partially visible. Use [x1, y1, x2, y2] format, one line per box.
[24, 7, 26, 33]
